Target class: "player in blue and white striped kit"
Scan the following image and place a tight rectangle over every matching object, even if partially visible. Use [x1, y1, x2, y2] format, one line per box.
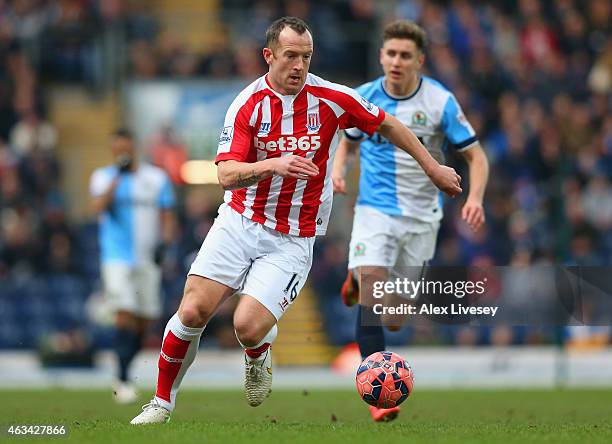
[332, 20, 489, 422]
[89, 128, 176, 404]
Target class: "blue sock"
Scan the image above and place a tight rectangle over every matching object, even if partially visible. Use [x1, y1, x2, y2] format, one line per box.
[356, 306, 385, 359]
[114, 328, 143, 382]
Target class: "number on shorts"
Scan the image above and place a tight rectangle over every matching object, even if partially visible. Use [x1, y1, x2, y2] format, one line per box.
[284, 273, 300, 302]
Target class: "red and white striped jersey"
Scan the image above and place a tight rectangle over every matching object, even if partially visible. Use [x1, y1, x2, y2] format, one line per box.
[215, 73, 385, 237]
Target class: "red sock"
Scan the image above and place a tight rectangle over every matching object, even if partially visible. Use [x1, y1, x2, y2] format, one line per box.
[155, 331, 191, 403]
[245, 342, 270, 359]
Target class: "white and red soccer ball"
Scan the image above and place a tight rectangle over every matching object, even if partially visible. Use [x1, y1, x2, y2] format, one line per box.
[355, 351, 414, 409]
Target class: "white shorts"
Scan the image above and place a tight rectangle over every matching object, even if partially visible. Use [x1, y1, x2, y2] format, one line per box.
[188, 204, 315, 320]
[101, 261, 162, 319]
[348, 205, 440, 274]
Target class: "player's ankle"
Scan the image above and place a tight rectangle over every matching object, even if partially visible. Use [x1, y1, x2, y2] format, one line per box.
[245, 343, 270, 361]
[153, 396, 173, 412]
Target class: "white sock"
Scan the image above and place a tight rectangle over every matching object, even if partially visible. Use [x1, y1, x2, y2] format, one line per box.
[236, 324, 278, 362]
[154, 313, 205, 411]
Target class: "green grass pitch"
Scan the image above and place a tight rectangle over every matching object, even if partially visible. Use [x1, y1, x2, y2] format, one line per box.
[1, 389, 611, 443]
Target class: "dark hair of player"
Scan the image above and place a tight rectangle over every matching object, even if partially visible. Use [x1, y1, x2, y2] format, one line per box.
[266, 16, 312, 50]
[383, 20, 427, 52]
[113, 127, 133, 140]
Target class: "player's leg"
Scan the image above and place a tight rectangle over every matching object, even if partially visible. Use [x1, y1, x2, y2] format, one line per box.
[112, 262, 162, 404]
[345, 207, 405, 422]
[355, 265, 389, 358]
[155, 275, 235, 408]
[357, 264, 403, 422]
[112, 310, 140, 403]
[234, 229, 314, 407]
[387, 222, 440, 330]
[132, 204, 254, 424]
[365, 224, 439, 422]
[131, 276, 235, 424]
[102, 263, 142, 403]
[233, 295, 277, 406]
[345, 207, 398, 359]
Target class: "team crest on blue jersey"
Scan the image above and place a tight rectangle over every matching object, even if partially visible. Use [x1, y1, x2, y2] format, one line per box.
[412, 111, 427, 126]
[456, 110, 469, 127]
[257, 122, 271, 137]
[306, 113, 321, 133]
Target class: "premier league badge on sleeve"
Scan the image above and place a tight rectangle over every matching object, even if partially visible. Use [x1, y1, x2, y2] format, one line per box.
[219, 126, 233, 145]
[360, 96, 374, 112]
[360, 96, 379, 116]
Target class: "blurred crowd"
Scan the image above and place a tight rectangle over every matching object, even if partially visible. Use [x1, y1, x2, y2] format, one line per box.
[0, 0, 611, 349]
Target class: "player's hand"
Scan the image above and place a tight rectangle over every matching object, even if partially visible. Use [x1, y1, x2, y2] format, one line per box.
[116, 154, 133, 173]
[428, 165, 462, 197]
[462, 199, 485, 232]
[272, 155, 319, 179]
[332, 170, 346, 194]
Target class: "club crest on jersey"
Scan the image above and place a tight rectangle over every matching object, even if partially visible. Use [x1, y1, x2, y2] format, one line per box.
[257, 122, 271, 137]
[412, 110, 428, 126]
[456, 110, 469, 127]
[306, 113, 321, 133]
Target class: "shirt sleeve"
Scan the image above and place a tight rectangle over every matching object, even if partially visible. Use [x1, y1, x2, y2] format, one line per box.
[337, 90, 385, 136]
[311, 79, 385, 137]
[215, 96, 254, 164]
[157, 174, 176, 209]
[89, 168, 115, 197]
[441, 94, 478, 151]
[344, 127, 365, 141]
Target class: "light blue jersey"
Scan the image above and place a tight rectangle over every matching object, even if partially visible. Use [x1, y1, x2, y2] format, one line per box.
[89, 163, 175, 265]
[345, 76, 478, 222]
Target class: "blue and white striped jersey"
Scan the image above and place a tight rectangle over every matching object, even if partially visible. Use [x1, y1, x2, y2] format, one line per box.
[89, 162, 175, 265]
[345, 76, 478, 223]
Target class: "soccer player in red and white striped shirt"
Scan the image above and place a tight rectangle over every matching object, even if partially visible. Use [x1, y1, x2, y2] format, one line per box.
[131, 16, 461, 425]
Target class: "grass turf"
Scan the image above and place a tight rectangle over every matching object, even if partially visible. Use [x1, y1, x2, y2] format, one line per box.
[1, 389, 611, 444]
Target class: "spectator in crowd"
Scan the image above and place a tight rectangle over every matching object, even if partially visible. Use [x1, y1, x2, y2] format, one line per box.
[149, 124, 188, 186]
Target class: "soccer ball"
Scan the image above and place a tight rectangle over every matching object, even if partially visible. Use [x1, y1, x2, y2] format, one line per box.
[355, 351, 414, 409]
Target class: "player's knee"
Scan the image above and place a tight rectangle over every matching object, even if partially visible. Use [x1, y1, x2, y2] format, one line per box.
[178, 282, 214, 327]
[178, 296, 211, 327]
[177, 304, 208, 327]
[233, 319, 265, 348]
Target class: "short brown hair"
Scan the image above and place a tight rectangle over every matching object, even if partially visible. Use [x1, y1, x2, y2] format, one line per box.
[266, 16, 312, 49]
[383, 20, 427, 52]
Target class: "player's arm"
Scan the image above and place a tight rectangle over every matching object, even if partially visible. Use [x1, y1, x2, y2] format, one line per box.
[89, 176, 119, 215]
[459, 143, 489, 231]
[153, 176, 178, 265]
[377, 114, 462, 197]
[331, 134, 360, 194]
[160, 209, 176, 244]
[217, 156, 319, 190]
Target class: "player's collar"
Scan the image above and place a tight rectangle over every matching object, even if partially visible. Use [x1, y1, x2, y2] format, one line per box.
[264, 74, 307, 100]
[381, 76, 422, 101]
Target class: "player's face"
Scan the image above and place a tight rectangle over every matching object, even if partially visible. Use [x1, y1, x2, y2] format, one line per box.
[111, 136, 135, 161]
[264, 27, 313, 95]
[380, 39, 424, 88]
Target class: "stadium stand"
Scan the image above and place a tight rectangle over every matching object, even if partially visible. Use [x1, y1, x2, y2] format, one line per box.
[0, 0, 610, 354]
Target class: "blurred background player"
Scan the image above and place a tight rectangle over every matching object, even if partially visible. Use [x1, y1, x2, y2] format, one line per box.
[89, 128, 176, 404]
[130, 16, 461, 425]
[332, 20, 489, 422]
